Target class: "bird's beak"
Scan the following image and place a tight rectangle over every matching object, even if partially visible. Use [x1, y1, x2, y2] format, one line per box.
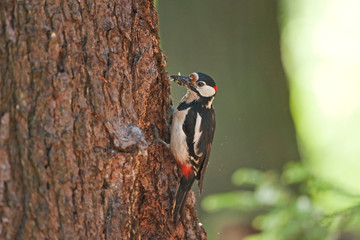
[170, 75, 191, 87]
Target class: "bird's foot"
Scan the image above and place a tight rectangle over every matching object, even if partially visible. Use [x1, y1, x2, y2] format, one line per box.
[150, 125, 170, 148]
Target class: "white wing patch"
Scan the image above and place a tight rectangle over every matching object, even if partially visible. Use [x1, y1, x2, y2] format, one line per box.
[193, 113, 203, 157]
[197, 85, 216, 97]
[170, 108, 190, 164]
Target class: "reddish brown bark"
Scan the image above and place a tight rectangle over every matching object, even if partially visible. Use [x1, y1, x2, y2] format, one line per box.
[0, 0, 206, 239]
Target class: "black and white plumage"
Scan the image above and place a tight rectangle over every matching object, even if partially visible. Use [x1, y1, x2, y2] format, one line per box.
[170, 72, 217, 224]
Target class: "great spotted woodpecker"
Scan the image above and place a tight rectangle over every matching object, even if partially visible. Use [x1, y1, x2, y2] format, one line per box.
[170, 72, 217, 224]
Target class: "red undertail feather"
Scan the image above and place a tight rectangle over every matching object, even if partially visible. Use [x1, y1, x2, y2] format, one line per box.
[181, 164, 193, 180]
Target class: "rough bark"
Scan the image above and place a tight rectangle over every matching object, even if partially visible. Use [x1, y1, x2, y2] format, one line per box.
[0, 0, 206, 239]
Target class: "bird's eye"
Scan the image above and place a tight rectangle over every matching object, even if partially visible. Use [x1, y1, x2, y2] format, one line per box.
[197, 81, 205, 87]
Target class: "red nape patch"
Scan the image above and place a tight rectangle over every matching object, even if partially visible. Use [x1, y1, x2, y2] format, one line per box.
[214, 85, 217, 92]
[181, 164, 193, 180]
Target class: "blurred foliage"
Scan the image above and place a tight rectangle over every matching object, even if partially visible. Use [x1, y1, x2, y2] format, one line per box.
[203, 162, 360, 239]
[281, 0, 360, 195]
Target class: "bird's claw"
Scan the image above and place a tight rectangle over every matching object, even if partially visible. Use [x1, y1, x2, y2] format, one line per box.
[150, 125, 170, 148]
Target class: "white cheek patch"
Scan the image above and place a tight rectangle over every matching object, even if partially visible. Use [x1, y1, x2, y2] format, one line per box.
[206, 97, 214, 109]
[198, 85, 216, 97]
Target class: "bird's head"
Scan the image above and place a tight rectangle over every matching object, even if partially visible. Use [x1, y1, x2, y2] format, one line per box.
[171, 72, 217, 99]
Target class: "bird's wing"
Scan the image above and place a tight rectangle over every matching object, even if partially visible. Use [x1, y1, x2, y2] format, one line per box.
[183, 108, 216, 193]
[197, 109, 215, 193]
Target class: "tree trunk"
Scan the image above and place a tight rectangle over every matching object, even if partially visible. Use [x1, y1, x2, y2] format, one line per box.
[0, 1, 206, 239]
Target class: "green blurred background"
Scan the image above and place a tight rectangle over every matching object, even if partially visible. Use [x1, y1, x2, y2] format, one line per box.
[157, 0, 360, 239]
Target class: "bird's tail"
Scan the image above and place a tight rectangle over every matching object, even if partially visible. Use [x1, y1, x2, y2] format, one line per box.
[172, 174, 196, 224]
